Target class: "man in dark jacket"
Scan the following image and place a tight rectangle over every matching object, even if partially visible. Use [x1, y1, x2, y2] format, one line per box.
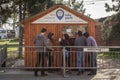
[34, 28, 47, 76]
[75, 31, 87, 75]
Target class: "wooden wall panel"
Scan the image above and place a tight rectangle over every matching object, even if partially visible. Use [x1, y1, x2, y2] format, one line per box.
[24, 23, 95, 68]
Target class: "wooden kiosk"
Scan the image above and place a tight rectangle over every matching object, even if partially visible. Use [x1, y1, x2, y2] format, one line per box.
[22, 4, 95, 67]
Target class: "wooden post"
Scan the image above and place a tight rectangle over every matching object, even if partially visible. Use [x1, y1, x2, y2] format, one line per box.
[18, 25, 24, 58]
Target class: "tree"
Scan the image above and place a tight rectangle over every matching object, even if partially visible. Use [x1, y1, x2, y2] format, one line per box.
[0, 0, 56, 58]
[53, 0, 86, 14]
[0, 0, 56, 48]
[65, 0, 86, 14]
[105, 0, 120, 13]
[0, 0, 13, 26]
[0, 0, 55, 24]
[22, 0, 55, 19]
[102, 0, 120, 42]
[16, 0, 55, 58]
[105, 0, 120, 21]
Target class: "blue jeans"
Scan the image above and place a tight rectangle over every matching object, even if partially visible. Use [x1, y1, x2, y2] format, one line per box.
[90, 52, 97, 74]
[77, 51, 85, 72]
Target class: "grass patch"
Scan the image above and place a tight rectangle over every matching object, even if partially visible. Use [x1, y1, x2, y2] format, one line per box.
[7, 44, 18, 47]
[0, 39, 10, 42]
[7, 47, 18, 51]
[98, 52, 120, 58]
[9, 38, 19, 43]
[0, 38, 19, 51]
[0, 40, 9, 44]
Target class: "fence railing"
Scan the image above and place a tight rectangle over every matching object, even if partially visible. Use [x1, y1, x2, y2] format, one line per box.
[0, 46, 120, 77]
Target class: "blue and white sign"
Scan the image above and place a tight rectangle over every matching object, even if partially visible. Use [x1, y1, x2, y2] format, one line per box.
[32, 8, 88, 24]
[56, 9, 64, 20]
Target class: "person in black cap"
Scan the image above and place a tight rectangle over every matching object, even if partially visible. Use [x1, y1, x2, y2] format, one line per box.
[59, 34, 71, 74]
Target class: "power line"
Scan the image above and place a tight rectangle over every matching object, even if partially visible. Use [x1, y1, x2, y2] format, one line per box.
[82, 0, 108, 5]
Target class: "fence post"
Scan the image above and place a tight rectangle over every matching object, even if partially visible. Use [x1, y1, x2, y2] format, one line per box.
[0, 44, 7, 73]
[63, 47, 68, 77]
[1, 44, 7, 67]
[0, 48, 1, 66]
[44, 46, 46, 68]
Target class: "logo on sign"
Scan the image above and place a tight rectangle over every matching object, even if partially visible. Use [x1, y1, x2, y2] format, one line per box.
[56, 9, 64, 20]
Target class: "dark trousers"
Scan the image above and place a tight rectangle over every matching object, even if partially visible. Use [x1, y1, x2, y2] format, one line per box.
[35, 52, 45, 75]
[62, 54, 70, 67]
[90, 52, 97, 74]
[48, 52, 53, 67]
[66, 56, 70, 67]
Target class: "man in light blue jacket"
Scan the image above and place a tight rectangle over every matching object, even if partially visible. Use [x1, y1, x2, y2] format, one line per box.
[84, 32, 97, 75]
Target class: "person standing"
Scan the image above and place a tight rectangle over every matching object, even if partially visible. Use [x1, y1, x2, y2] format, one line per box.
[46, 32, 54, 70]
[34, 28, 48, 76]
[75, 31, 87, 75]
[84, 32, 97, 75]
[59, 34, 71, 73]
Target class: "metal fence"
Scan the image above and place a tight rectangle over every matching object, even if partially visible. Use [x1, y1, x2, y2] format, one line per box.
[0, 46, 120, 77]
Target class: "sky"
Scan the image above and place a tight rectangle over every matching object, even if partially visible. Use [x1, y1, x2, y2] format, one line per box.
[76, 0, 117, 19]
